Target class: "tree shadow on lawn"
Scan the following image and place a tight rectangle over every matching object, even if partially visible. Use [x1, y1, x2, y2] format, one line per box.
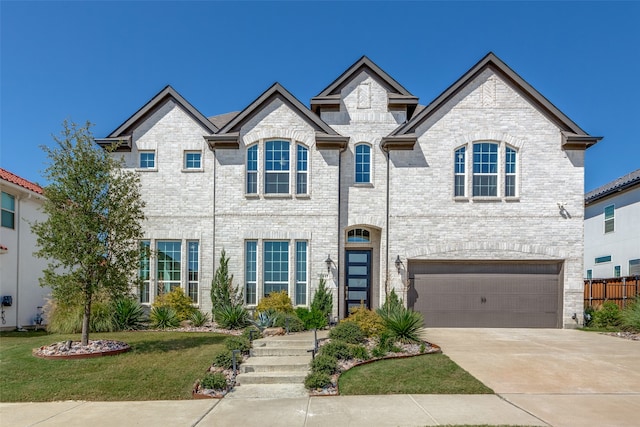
[130, 334, 228, 354]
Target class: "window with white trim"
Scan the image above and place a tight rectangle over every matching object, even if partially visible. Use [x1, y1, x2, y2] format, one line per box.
[473, 142, 498, 196]
[614, 265, 621, 278]
[295, 241, 307, 305]
[247, 145, 258, 194]
[355, 144, 371, 184]
[630, 259, 640, 276]
[184, 151, 202, 170]
[264, 241, 289, 295]
[505, 147, 516, 197]
[265, 140, 290, 194]
[187, 241, 199, 303]
[139, 151, 156, 169]
[604, 205, 614, 233]
[138, 240, 150, 303]
[347, 228, 370, 243]
[296, 144, 308, 195]
[454, 147, 466, 197]
[156, 241, 181, 295]
[1, 192, 15, 229]
[245, 241, 257, 305]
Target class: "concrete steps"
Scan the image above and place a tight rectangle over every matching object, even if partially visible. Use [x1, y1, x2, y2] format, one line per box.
[233, 332, 318, 398]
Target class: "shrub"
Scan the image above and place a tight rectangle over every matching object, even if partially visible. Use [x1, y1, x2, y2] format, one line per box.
[225, 336, 251, 353]
[311, 278, 333, 320]
[621, 297, 640, 332]
[215, 304, 250, 329]
[211, 249, 243, 318]
[212, 350, 234, 369]
[304, 371, 332, 389]
[349, 344, 370, 360]
[329, 321, 365, 344]
[189, 310, 210, 327]
[274, 313, 305, 332]
[200, 372, 227, 390]
[592, 301, 622, 328]
[113, 297, 146, 330]
[319, 340, 351, 360]
[295, 307, 328, 330]
[378, 288, 404, 317]
[343, 305, 385, 337]
[371, 346, 387, 358]
[90, 299, 117, 332]
[380, 307, 424, 343]
[153, 288, 197, 321]
[242, 325, 262, 340]
[376, 330, 397, 352]
[149, 306, 180, 329]
[253, 309, 278, 329]
[311, 354, 338, 375]
[256, 290, 294, 314]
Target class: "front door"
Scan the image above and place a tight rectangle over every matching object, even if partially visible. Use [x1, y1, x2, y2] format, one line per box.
[345, 250, 371, 312]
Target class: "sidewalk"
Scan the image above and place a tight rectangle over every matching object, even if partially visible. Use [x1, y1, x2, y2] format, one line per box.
[0, 394, 547, 427]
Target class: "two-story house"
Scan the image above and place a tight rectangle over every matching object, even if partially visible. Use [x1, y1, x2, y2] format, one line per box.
[98, 53, 600, 328]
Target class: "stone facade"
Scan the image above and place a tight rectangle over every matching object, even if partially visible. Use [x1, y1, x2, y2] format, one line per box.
[101, 54, 599, 328]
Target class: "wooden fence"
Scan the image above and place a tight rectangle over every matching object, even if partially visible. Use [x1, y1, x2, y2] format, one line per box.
[584, 276, 640, 309]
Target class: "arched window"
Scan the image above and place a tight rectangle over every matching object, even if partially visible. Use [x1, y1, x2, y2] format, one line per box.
[454, 146, 466, 197]
[246, 145, 258, 194]
[347, 228, 370, 243]
[296, 144, 308, 195]
[355, 144, 371, 183]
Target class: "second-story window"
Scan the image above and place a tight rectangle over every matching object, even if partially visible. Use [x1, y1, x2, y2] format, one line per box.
[184, 151, 202, 170]
[454, 147, 466, 197]
[473, 142, 498, 196]
[265, 140, 290, 194]
[139, 151, 156, 169]
[296, 144, 308, 195]
[355, 144, 371, 184]
[505, 147, 517, 197]
[604, 205, 614, 233]
[247, 145, 258, 194]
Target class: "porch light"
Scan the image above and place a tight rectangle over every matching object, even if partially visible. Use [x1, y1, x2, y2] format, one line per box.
[325, 254, 333, 273]
[395, 255, 403, 273]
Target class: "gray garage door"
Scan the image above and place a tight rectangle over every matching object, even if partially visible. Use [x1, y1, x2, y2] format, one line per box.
[408, 262, 562, 328]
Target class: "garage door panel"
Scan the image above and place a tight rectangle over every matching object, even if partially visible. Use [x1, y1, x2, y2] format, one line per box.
[410, 263, 561, 328]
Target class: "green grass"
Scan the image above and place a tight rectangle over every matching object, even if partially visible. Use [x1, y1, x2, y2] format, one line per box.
[338, 353, 493, 395]
[0, 330, 228, 402]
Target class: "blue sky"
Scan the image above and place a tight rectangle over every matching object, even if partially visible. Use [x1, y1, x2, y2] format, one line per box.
[1, 1, 638, 192]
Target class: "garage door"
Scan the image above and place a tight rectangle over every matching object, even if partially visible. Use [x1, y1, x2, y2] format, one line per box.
[408, 262, 562, 328]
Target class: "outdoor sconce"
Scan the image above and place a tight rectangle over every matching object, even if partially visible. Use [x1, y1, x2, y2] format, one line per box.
[395, 255, 403, 273]
[325, 254, 333, 273]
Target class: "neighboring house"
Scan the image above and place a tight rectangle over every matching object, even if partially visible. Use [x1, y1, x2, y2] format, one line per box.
[0, 168, 50, 329]
[584, 169, 640, 279]
[98, 53, 600, 328]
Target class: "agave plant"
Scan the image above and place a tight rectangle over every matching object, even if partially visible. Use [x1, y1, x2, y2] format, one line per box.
[149, 306, 180, 329]
[189, 310, 210, 327]
[252, 309, 278, 330]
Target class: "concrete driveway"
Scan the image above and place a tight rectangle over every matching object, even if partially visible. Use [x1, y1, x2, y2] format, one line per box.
[424, 328, 640, 426]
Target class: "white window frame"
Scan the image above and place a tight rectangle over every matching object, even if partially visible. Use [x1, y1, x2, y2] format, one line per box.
[604, 204, 615, 234]
[139, 151, 156, 170]
[456, 141, 518, 200]
[354, 143, 372, 184]
[183, 151, 203, 171]
[1, 191, 15, 229]
[296, 144, 309, 196]
[187, 241, 200, 303]
[246, 144, 258, 195]
[264, 140, 291, 194]
[138, 240, 151, 304]
[454, 146, 466, 197]
[263, 241, 289, 296]
[295, 241, 308, 306]
[156, 240, 182, 296]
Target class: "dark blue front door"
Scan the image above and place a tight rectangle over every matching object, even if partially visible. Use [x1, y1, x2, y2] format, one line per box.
[345, 250, 371, 311]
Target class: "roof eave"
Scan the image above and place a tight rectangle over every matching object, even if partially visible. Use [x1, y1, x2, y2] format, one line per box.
[204, 134, 240, 150]
[95, 136, 133, 152]
[562, 132, 603, 150]
[381, 135, 418, 151]
[315, 133, 349, 151]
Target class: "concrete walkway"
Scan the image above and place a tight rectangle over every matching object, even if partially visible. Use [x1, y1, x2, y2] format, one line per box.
[2, 328, 638, 426]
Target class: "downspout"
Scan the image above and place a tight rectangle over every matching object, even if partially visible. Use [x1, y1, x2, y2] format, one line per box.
[384, 145, 390, 307]
[337, 144, 347, 319]
[15, 195, 21, 330]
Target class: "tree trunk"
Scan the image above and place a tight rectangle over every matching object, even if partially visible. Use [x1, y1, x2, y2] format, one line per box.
[81, 298, 91, 346]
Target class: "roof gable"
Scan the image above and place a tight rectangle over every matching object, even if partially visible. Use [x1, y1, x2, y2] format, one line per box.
[390, 52, 601, 149]
[311, 56, 418, 114]
[207, 83, 348, 150]
[97, 86, 218, 150]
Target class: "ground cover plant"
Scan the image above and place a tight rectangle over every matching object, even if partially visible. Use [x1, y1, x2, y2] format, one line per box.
[0, 330, 227, 402]
[583, 298, 640, 332]
[338, 353, 493, 395]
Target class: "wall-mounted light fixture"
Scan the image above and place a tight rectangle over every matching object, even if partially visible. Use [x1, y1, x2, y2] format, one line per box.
[395, 255, 403, 273]
[325, 254, 333, 273]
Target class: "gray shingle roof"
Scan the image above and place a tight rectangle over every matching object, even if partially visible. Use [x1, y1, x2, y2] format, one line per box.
[585, 169, 640, 204]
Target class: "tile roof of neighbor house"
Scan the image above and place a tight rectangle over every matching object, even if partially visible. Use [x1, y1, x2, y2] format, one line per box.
[585, 168, 640, 205]
[0, 168, 43, 194]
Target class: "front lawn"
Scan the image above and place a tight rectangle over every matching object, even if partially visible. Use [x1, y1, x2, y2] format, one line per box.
[338, 353, 493, 395]
[0, 330, 227, 402]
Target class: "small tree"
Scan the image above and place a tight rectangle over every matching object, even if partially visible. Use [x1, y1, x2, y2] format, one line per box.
[311, 277, 333, 320]
[210, 249, 242, 319]
[33, 120, 145, 345]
